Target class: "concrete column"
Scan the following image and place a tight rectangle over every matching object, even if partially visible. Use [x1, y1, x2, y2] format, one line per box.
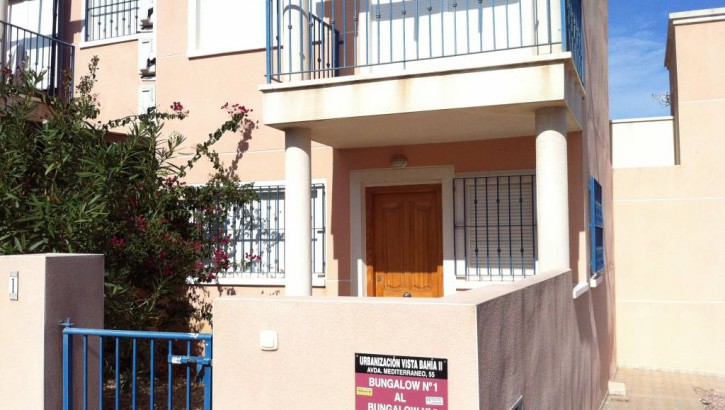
[535, 107, 570, 272]
[0, 254, 104, 409]
[285, 128, 312, 296]
[282, 0, 311, 81]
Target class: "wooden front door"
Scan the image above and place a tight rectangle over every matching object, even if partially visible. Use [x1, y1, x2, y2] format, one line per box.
[365, 184, 443, 297]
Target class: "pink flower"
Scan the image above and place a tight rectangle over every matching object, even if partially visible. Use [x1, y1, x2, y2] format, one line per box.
[221, 102, 252, 116]
[109, 237, 125, 249]
[163, 176, 178, 187]
[170, 101, 184, 112]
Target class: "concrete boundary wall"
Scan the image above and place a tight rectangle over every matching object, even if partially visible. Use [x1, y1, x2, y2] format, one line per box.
[213, 269, 613, 409]
[0, 254, 104, 409]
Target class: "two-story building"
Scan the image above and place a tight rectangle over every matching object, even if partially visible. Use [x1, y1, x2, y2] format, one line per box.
[0, 1, 616, 406]
[13, 0, 609, 302]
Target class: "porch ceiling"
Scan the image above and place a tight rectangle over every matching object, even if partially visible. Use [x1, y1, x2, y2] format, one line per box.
[282, 103, 581, 148]
[260, 54, 584, 149]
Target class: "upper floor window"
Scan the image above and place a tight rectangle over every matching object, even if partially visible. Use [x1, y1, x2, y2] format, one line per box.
[85, 0, 153, 42]
[187, 0, 266, 57]
[453, 173, 537, 281]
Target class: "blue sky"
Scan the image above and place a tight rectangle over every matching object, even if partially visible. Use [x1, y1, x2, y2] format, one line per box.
[608, 0, 725, 119]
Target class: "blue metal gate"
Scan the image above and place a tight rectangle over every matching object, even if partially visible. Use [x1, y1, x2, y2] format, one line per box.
[61, 319, 212, 409]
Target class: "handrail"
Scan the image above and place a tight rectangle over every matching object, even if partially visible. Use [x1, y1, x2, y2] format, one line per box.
[265, 0, 585, 84]
[1, 19, 75, 99]
[1, 20, 74, 48]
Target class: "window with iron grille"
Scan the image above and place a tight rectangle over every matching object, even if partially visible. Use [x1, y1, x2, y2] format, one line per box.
[215, 183, 326, 280]
[85, 0, 140, 42]
[453, 174, 537, 281]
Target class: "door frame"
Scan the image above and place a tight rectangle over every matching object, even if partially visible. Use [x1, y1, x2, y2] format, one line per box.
[349, 166, 456, 297]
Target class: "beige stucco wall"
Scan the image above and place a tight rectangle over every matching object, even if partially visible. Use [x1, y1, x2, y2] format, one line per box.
[611, 117, 676, 168]
[614, 9, 725, 374]
[0, 254, 104, 409]
[213, 269, 611, 409]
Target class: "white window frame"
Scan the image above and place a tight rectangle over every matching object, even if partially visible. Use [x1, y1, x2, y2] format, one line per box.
[186, 0, 267, 59]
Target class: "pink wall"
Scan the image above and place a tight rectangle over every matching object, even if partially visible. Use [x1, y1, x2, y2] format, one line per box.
[213, 269, 612, 409]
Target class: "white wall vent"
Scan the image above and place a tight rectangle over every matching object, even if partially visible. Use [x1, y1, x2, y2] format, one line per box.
[138, 85, 156, 115]
[138, 35, 156, 77]
[138, 0, 155, 30]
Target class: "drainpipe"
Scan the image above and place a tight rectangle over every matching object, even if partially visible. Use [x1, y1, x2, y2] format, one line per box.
[0, 0, 7, 23]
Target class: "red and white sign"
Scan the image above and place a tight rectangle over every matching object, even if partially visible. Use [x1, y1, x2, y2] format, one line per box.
[355, 353, 448, 410]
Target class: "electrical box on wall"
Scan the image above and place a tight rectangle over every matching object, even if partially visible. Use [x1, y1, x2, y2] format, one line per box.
[138, 0, 155, 30]
[138, 85, 156, 115]
[138, 35, 156, 78]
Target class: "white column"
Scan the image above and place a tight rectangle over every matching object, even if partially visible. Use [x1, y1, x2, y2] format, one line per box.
[282, 0, 310, 81]
[285, 128, 312, 296]
[535, 107, 570, 272]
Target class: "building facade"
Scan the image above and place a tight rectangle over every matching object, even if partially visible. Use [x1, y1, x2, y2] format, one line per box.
[11, 0, 609, 302]
[613, 8, 725, 374]
[1, 0, 618, 406]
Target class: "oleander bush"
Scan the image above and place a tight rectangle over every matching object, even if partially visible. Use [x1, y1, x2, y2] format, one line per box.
[0, 57, 254, 331]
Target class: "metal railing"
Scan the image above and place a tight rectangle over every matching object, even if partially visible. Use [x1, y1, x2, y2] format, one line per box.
[453, 175, 537, 281]
[563, 0, 584, 83]
[266, 0, 585, 83]
[62, 322, 212, 410]
[85, 0, 139, 41]
[1, 20, 75, 98]
[214, 183, 326, 280]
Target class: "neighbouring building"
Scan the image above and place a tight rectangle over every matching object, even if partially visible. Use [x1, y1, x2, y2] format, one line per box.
[612, 7, 725, 375]
[1, 0, 617, 407]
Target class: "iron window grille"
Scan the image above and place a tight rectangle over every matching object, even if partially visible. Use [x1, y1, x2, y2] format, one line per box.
[453, 174, 537, 281]
[214, 183, 326, 279]
[85, 0, 139, 42]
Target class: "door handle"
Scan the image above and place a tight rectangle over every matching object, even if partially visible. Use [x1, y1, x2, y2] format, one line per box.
[403, 292, 412, 297]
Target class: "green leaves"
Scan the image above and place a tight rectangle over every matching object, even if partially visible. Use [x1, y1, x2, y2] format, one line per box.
[1, 58, 254, 332]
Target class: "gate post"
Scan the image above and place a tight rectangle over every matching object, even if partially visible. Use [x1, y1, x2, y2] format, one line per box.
[61, 319, 74, 410]
[204, 338, 213, 410]
[0, 254, 103, 410]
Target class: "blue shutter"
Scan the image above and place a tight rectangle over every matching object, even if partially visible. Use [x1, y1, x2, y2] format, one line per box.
[589, 177, 604, 275]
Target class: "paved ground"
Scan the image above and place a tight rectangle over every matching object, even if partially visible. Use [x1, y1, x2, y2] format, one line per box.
[604, 368, 725, 410]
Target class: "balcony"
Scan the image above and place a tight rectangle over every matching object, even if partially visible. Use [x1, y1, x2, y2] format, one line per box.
[1, 20, 75, 99]
[261, 0, 585, 148]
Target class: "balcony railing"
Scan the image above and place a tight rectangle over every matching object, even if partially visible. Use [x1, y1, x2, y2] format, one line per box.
[265, 0, 584, 83]
[1, 20, 75, 98]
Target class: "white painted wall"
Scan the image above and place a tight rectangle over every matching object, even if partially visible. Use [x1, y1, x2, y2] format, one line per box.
[611, 117, 676, 169]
